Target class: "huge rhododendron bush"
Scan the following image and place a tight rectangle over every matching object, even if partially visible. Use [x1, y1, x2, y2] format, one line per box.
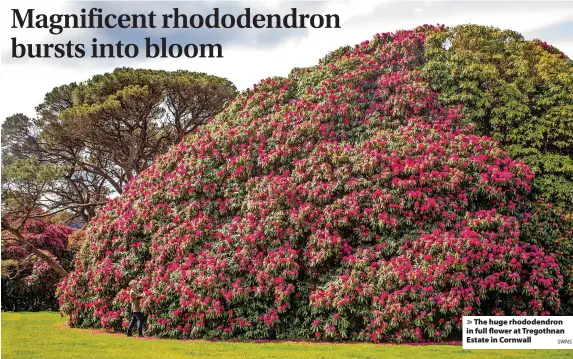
[58, 27, 571, 342]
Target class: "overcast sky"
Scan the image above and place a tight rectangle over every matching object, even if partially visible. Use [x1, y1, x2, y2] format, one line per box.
[1, 0, 572, 122]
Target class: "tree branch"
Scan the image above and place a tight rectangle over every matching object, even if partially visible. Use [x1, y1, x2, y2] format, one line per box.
[28, 201, 109, 219]
[1, 220, 69, 277]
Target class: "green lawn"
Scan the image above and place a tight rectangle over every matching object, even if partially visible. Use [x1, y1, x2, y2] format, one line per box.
[2, 312, 572, 359]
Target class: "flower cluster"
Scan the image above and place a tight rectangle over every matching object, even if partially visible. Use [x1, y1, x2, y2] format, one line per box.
[58, 28, 568, 342]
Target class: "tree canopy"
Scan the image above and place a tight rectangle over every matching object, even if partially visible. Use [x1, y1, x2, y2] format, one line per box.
[2, 68, 237, 286]
[2, 68, 237, 224]
[422, 24, 573, 209]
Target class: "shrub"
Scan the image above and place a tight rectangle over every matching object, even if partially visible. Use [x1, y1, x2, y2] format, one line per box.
[2, 219, 74, 311]
[59, 28, 569, 342]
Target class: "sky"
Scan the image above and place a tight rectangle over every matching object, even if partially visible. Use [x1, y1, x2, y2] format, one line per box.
[1, 0, 572, 122]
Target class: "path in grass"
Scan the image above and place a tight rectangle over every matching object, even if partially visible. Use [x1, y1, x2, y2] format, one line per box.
[2, 312, 572, 359]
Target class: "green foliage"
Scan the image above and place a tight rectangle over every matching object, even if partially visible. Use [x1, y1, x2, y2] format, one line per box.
[1, 114, 38, 167]
[423, 24, 573, 209]
[2, 157, 63, 184]
[1, 157, 64, 223]
[2, 275, 61, 311]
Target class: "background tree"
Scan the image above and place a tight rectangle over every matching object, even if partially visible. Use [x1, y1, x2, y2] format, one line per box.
[422, 24, 573, 209]
[2, 114, 109, 224]
[1, 68, 237, 288]
[39, 68, 237, 195]
[1, 157, 71, 277]
[2, 68, 237, 224]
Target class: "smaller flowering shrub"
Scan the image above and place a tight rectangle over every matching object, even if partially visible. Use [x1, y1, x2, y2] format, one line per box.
[2, 219, 75, 311]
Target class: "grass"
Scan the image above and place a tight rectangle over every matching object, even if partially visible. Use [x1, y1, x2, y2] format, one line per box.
[2, 312, 572, 359]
